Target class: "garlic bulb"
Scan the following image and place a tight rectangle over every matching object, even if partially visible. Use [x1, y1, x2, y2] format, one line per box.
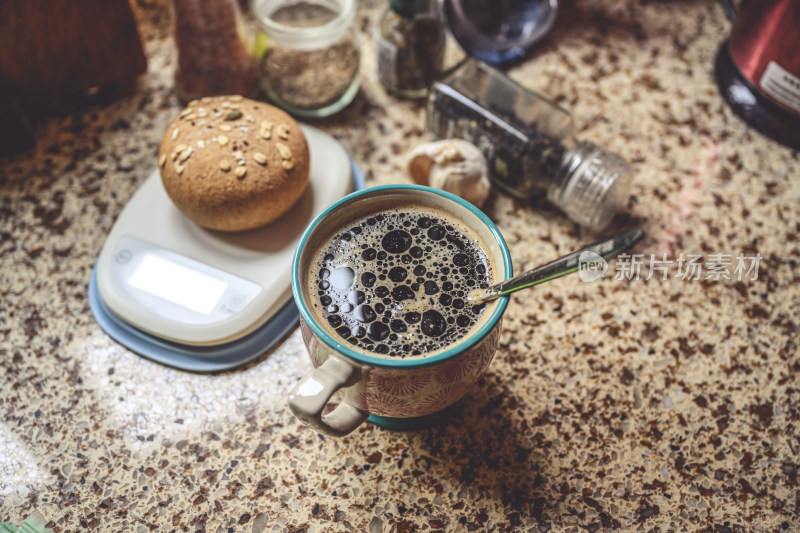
[407, 139, 491, 207]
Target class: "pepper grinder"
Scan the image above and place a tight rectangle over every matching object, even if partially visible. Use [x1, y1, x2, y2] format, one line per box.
[426, 58, 632, 230]
[375, 0, 446, 99]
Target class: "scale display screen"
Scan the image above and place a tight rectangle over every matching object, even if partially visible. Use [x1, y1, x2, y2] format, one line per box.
[128, 252, 228, 315]
[108, 235, 263, 329]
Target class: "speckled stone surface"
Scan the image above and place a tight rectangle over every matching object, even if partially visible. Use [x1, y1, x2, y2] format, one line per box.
[1, 0, 798, 531]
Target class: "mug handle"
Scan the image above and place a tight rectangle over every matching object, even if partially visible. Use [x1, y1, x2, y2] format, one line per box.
[288, 356, 369, 437]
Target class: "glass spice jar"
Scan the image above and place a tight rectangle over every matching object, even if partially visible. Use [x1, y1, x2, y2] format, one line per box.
[426, 58, 632, 229]
[251, 0, 361, 118]
[171, 0, 260, 101]
[442, 0, 558, 67]
[376, 0, 446, 98]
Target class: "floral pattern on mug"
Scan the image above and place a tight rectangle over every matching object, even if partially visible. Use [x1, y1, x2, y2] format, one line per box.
[369, 368, 431, 396]
[433, 350, 478, 384]
[361, 392, 412, 418]
[297, 315, 503, 420]
[418, 383, 472, 414]
[471, 323, 500, 381]
[350, 391, 369, 411]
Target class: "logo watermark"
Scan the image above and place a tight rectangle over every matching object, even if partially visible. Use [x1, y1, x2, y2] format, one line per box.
[604, 252, 763, 282]
[578, 251, 609, 282]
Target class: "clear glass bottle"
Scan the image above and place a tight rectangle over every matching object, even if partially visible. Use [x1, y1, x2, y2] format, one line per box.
[442, 0, 558, 66]
[251, 0, 360, 117]
[376, 0, 446, 98]
[426, 58, 632, 229]
[172, 0, 260, 101]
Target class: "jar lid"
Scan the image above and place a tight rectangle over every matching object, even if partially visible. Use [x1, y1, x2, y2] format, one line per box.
[549, 142, 632, 230]
[251, 0, 356, 51]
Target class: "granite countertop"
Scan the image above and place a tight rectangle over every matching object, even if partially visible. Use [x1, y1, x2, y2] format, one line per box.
[1, 0, 798, 531]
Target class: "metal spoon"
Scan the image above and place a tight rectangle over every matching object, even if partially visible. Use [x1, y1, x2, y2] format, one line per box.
[469, 228, 645, 304]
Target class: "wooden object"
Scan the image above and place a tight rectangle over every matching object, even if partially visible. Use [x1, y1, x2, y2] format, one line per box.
[0, 90, 35, 156]
[0, 0, 147, 103]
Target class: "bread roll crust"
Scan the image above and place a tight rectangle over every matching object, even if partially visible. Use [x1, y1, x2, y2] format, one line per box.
[159, 95, 310, 232]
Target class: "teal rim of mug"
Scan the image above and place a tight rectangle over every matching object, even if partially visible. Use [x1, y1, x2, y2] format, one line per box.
[291, 184, 513, 369]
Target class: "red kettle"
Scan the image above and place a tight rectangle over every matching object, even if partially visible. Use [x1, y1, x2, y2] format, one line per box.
[715, 0, 800, 150]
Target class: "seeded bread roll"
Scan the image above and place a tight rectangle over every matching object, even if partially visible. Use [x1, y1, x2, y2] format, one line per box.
[158, 95, 310, 232]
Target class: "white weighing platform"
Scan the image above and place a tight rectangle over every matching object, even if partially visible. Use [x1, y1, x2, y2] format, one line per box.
[89, 125, 364, 372]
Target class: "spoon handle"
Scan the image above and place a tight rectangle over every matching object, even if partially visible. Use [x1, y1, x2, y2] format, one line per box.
[472, 228, 644, 303]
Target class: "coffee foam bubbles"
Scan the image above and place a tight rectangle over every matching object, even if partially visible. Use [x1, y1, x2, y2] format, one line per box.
[306, 205, 497, 359]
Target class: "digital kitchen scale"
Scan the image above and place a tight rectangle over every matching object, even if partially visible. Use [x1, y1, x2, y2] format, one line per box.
[89, 124, 365, 372]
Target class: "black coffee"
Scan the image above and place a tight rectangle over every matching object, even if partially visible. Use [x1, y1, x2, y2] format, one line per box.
[308, 206, 494, 358]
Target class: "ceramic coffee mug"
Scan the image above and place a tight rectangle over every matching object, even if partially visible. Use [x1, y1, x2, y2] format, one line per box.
[289, 184, 512, 436]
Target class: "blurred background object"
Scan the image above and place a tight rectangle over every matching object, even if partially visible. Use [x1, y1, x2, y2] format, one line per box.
[0, 0, 147, 155]
[0, 0, 146, 103]
[714, 0, 800, 150]
[442, 0, 557, 67]
[376, 0, 446, 99]
[172, 0, 260, 101]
